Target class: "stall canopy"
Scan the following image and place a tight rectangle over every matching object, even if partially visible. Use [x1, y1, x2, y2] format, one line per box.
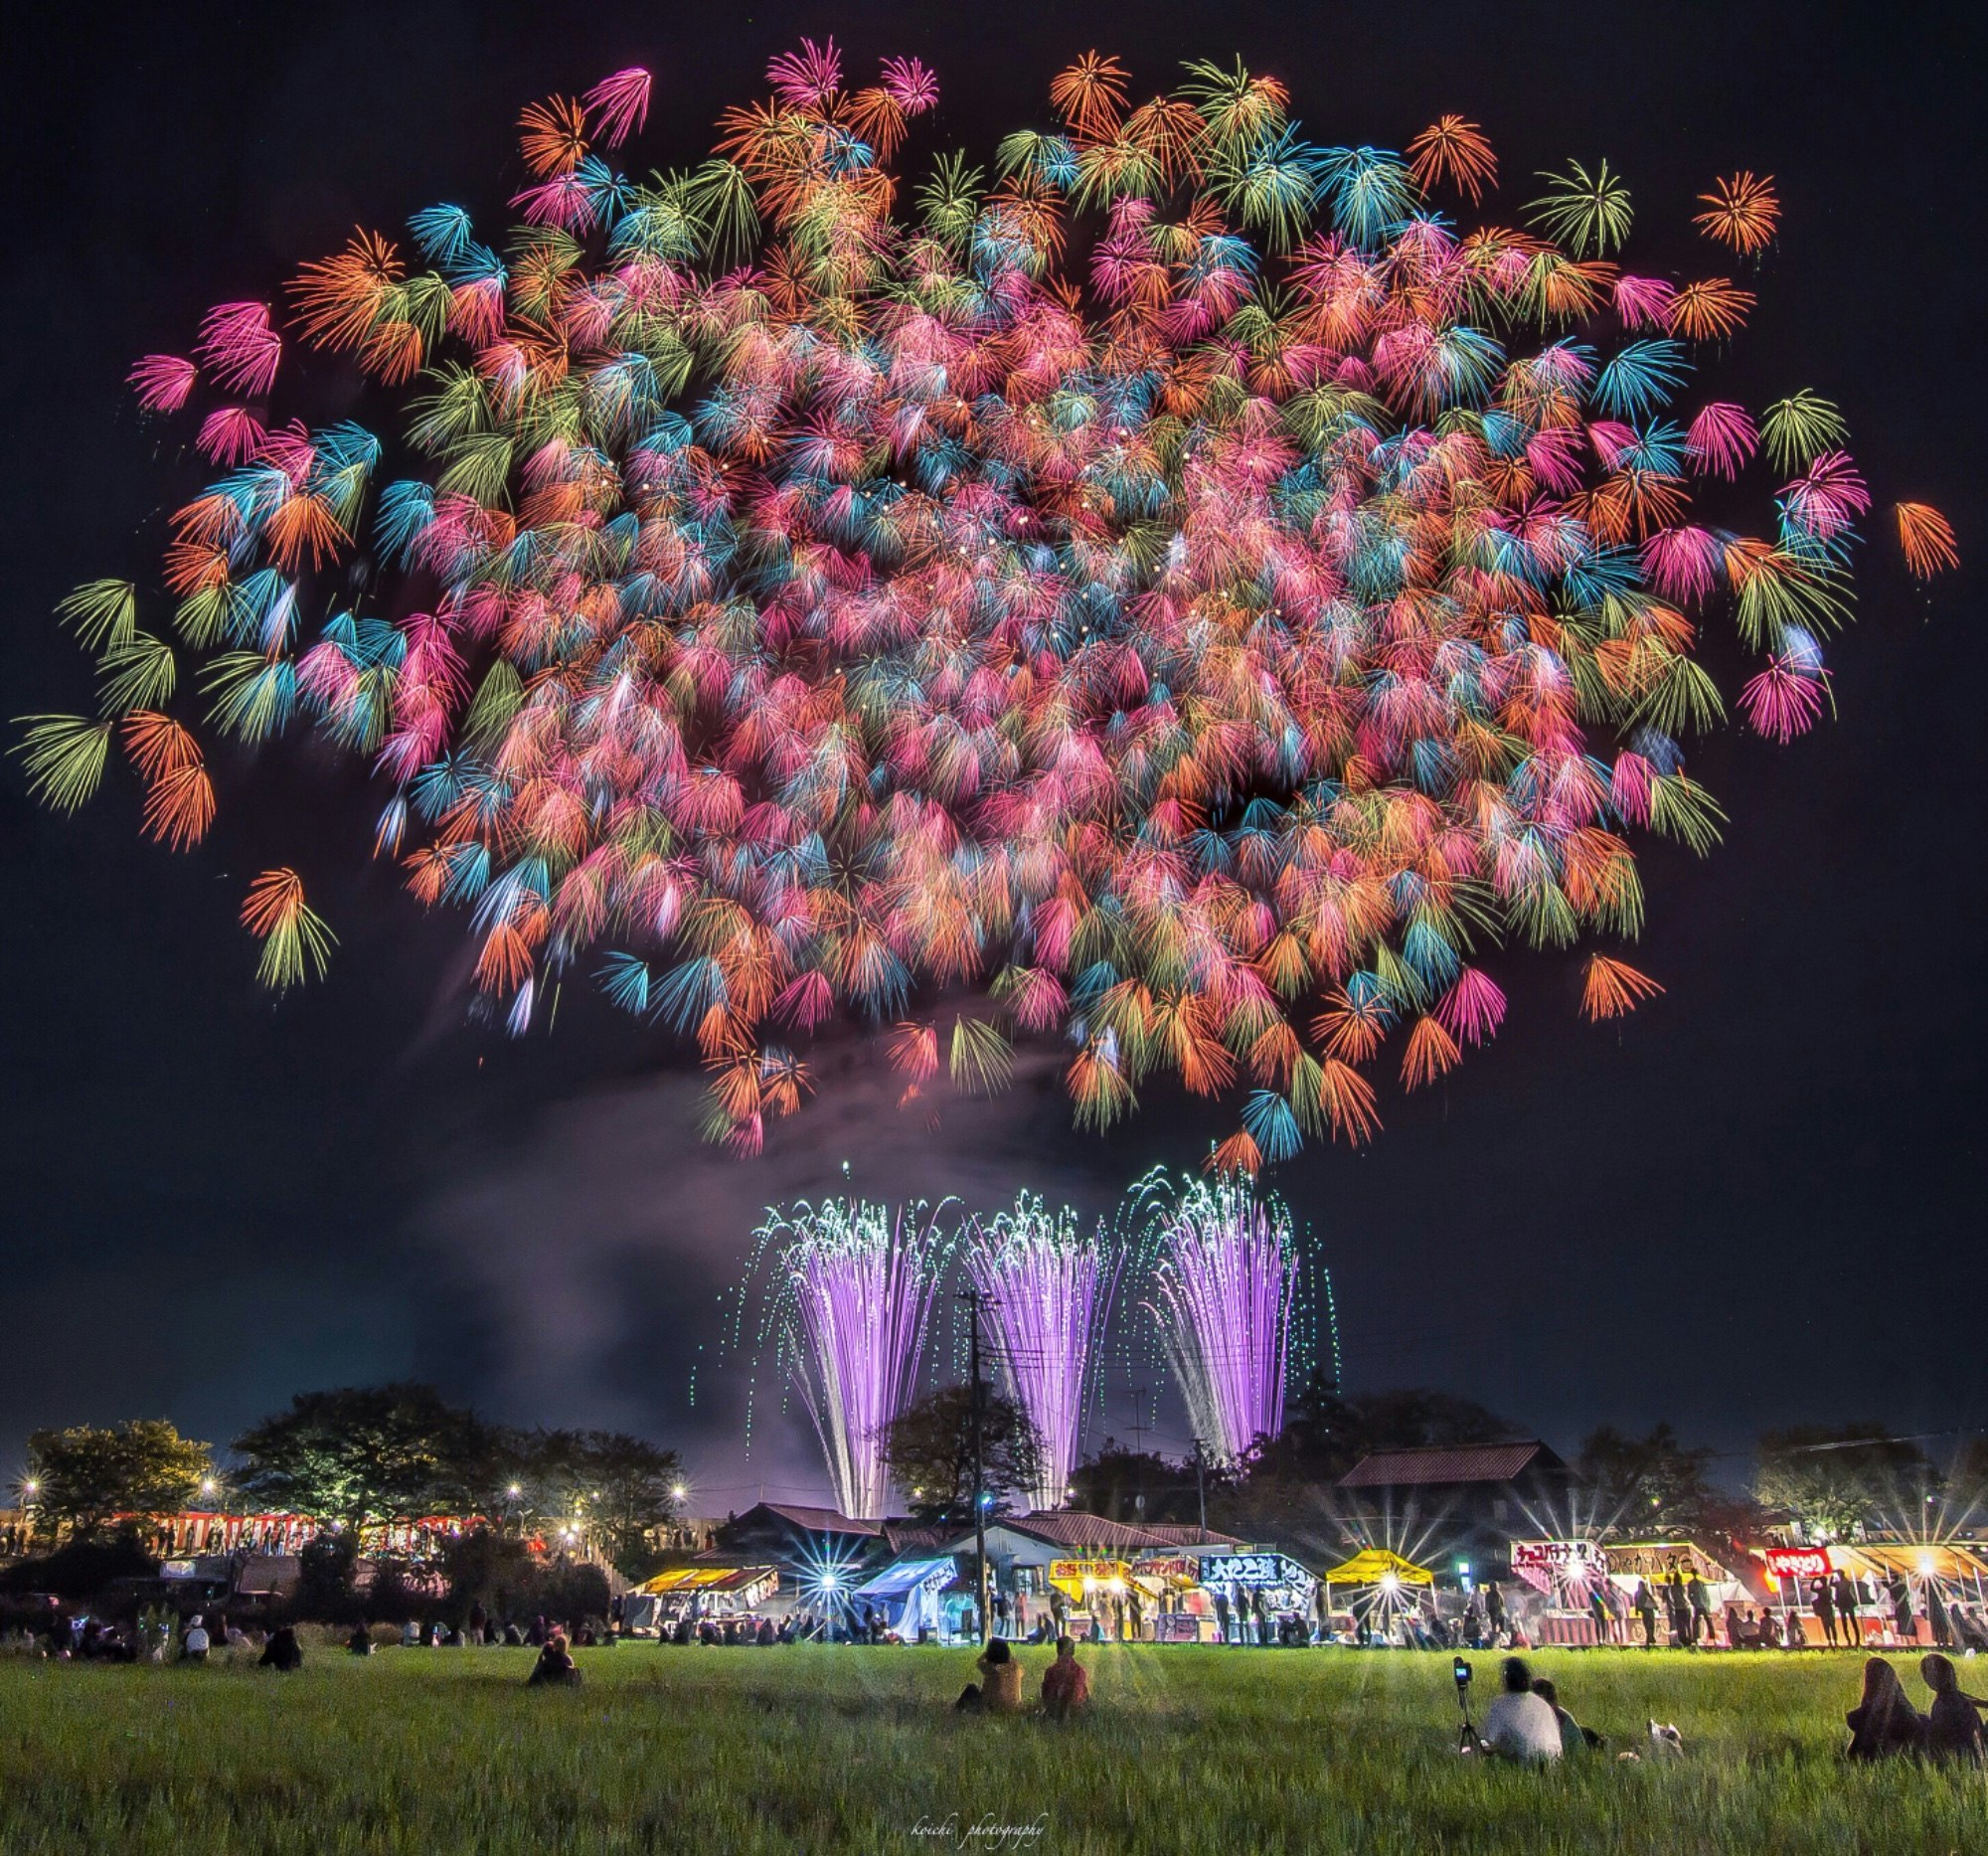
[638, 1566, 778, 1600]
[1323, 1549, 1433, 1588]
[1846, 1543, 1988, 1583]
[851, 1558, 955, 1634]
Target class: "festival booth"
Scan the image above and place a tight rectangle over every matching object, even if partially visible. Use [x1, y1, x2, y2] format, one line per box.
[850, 1559, 956, 1641]
[624, 1565, 780, 1632]
[1320, 1549, 1431, 1641]
[1510, 1539, 1614, 1644]
[1755, 1542, 1988, 1647]
[1190, 1550, 1321, 1642]
[1132, 1554, 1218, 1642]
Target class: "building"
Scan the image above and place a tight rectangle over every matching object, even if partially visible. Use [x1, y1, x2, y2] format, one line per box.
[1334, 1440, 1577, 1577]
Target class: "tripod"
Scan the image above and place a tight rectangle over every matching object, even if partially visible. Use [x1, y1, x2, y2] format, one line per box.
[1455, 1679, 1481, 1752]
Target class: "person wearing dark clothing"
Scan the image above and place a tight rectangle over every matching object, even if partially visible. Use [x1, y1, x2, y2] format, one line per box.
[1484, 1583, 1507, 1639]
[1845, 1657, 1926, 1760]
[1213, 1591, 1231, 1643]
[1834, 1572, 1861, 1648]
[258, 1625, 303, 1672]
[1587, 1584, 1610, 1643]
[1251, 1590, 1269, 1645]
[1927, 1582, 1954, 1651]
[1812, 1580, 1836, 1648]
[1633, 1581, 1658, 1649]
[1920, 1653, 1987, 1765]
[527, 1633, 581, 1688]
[468, 1602, 487, 1644]
[347, 1624, 374, 1656]
[1889, 1577, 1915, 1645]
[1687, 1575, 1715, 1646]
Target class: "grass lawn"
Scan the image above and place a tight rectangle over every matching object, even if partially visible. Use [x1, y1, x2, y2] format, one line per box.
[0, 1641, 1980, 1853]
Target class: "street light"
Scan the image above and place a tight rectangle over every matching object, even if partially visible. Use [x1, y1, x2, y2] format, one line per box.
[671, 1483, 687, 1503]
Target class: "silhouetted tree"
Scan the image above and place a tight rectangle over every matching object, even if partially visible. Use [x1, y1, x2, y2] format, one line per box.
[881, 1384, 1042, 1523]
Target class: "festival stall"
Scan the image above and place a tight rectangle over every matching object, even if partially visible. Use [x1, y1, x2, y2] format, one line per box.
[624, 1565, 779, 1632]
[1132, 1553, 1216, 1641]
[1510, 1538, 1614, 1644]
[1320, 1549, 1431, 1639]
[1755, 1541, 1988, 1646]
[850, 1558, 956, 1640]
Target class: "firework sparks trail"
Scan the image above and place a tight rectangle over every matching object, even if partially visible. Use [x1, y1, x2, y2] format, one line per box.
[747, 1197, 950, 1518]
[1138, 1172, 1303, 1461]
[964, 1194, 1122, 1510]
[20, 46, 1957, 1165]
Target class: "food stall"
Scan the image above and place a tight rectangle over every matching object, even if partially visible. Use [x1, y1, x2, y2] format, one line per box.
[624, 1564, 779, 1633]
[1510, 1539, 1612, 1644]
[1320, 1549, 1431, 1639]
[1756, 1541, 1988, 1646]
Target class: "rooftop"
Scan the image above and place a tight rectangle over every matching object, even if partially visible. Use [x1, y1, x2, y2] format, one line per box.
[1337, 1440, 1553, 1490]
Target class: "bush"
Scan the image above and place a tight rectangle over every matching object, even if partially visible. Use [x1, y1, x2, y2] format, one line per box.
[0, 1530, 158, 1601]
[293, 1533, 362, 1623]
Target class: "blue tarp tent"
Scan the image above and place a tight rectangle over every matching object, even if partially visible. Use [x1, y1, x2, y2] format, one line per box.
[851, 1558, 956, 1638]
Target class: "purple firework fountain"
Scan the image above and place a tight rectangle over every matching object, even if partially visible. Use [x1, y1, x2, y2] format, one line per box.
[1138, 1172, 1299, 1462]
[965, 1196, 1121, 1512]
[751, 1198, 950, 1518]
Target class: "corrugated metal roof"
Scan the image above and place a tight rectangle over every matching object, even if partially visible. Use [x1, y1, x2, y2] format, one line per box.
[1337, 1440, 1546, 1489]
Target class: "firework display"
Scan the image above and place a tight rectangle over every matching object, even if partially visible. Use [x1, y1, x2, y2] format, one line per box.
[20, 46, 1956, 1162]
[747, 1198, 950, 1518]
[964, 1194, 1121, 1510]
[1136, 1171, 1307, 1461]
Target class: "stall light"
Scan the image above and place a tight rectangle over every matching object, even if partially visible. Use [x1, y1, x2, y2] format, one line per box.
[22, 1480, 38, 1498]
[1381, 1572, 1401, 1595]
[507, 1484, 522, 1499]
[1918, 1555, 1935, 1578]
[200, 1478, 218, 1497]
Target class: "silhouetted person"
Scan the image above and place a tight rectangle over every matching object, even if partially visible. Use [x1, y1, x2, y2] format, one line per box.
[347, 1624, 373, 1656]
[1890, 1576, 1915, 1645]
[1927, 1582, 1954, 1651]
[1921, 1653, 1987, 1765]
[1845, 1656, 1925, 1760]
[1634, 1580, 1658, 1648]
[1834, 1572, 1861, 1648]
[259, 1625, 302, 1672]
[1812, 1580, 1835, 1648]
[528, 1632, 580, 1688]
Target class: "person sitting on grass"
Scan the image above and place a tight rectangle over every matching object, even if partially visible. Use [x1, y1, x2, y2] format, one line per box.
[1845, 1656, 1925, 1760]
[954, 1637, 1024, 1714]
[1040, 1636, 1090, 1719]
[1920, 1653, 1987, 1765]
[1528, 1677, 1603, 1754]
[1478, 1656, 1561, 1763]
[258, 1624, 302, 1672]
[527, 1631, 581, 1689]
[181, 1615, 210, 1664]
[347, 1623, 374, 1656]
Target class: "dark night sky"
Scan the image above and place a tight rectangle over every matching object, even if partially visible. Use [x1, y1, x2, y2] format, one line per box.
[3, 0, 1983, 1508]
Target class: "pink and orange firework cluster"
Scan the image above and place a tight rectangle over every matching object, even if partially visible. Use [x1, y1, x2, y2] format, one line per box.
[21, 47, 1957, 1164]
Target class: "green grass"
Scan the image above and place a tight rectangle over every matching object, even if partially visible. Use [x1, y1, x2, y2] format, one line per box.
[0, 1642, 1979, 1853]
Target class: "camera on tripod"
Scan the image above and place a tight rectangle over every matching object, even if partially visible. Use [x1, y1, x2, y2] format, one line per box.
[1453, 1655, 1481, 1752]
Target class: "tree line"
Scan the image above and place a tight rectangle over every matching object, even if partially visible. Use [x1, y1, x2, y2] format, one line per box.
[14, 1384, 684, 1580]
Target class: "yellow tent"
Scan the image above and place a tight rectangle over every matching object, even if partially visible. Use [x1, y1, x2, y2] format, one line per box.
[1323, 1548, 1433, 1588]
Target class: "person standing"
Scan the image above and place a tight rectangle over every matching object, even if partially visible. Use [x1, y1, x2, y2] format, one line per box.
[1484, 1581, 1507, 1643]
[1811, 1578, 1835, 1648]
[1928, 1580, 1954, 1651]
[1213, 1589, 1231, 1644]
[1890, 1575, 1915, 1646]
[1634, 1580, 1658, 1649]
[1688, 1571, 1717, 1647]
[1835, 1570, 1861, 1648]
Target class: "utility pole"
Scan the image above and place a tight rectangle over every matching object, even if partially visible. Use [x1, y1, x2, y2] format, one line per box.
[963, 1285, 990, 1645]
[1190, 1439, 1209, 1540]
[1129, 1388, 1149, 1519]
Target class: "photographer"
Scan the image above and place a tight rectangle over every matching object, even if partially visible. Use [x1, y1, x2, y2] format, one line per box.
[1469, 1656, 1563, 1763]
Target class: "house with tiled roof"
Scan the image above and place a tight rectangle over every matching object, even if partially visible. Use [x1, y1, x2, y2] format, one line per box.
[1334, 1439, 1576, 1578]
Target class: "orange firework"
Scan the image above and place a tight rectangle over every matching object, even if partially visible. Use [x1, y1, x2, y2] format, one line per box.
[1895, 502, 1959, 580]
[1407, 115, 1498, 205]
[1693, 171, 1780, 253]
[1049, 52, 1130, 142]
[1581, 954, 1665, 1021]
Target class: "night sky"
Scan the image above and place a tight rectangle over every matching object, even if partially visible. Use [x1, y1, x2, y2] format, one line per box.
[4, 0, 1983, 1511]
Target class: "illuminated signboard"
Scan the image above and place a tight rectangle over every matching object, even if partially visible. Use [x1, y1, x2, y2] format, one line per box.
[1763, 1546, 1832, 1581]
[1199, 1553, 1316, 1593]
[1511, 1540, 1607, 1580]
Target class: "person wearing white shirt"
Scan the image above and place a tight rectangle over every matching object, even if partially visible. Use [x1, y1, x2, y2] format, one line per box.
[1479, 1656, 1562, 1762]
[182, 1614, 210, 1662]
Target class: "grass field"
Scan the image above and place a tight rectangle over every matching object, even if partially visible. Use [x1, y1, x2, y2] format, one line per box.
[0, 1641, 1980, 1853]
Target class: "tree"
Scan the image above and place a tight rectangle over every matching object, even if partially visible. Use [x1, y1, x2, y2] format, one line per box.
[880, 1384, 1043, 1523]
[514, 1430, 683, 1579]
[1755, 1424, 1937, 1541]
[293, 1530, 362, 1622]
[1068, 1440, 1208, 1526]
[22, 1420, 213, 1537]
[1576, 1424, 1719, 1535]
[232, 1385, 497, 1527]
